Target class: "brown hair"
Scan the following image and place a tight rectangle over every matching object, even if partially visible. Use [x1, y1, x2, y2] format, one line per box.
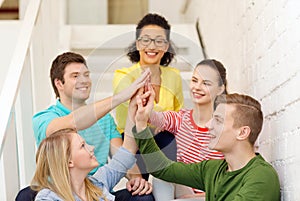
[50, 52, 87, 98]
[215, 93, 263, 145]
[197, 59, 228, 94]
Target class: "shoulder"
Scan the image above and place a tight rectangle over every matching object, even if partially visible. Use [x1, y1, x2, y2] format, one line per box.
[88, 176, 105, 188]
[33, 101, 65, 120]
[250, 154, 279, 178]
[161, 66, 181, 74]
[114, 64, 140, 75]
[33, 105, 56, 117]
[35, 188, 62, 200]
[160, 66, 182, 81]
[163, 109, 188, 117]
[113, 64, 141, 86]
[88, 177, 115, 200]
[179, 108, 191, 114]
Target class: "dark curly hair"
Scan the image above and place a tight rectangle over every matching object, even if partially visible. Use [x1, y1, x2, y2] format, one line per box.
[126, 13, 176, 66]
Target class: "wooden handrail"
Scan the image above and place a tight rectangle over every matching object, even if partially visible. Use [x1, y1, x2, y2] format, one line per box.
[195, 18, 208, 59]
[0, 0, 41, 157]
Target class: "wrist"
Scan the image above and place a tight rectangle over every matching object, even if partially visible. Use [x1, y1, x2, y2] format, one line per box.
[136, 122, 147, 133]
[112, 91, 128, 108]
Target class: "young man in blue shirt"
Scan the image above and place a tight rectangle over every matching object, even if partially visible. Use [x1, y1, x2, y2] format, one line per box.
[32, 52, 154, 200]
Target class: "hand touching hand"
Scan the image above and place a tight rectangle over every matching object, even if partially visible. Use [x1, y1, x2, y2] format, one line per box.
[135, 84, 155, 132]
[126, 177, 153, 195]
[115, 68, 151, 105]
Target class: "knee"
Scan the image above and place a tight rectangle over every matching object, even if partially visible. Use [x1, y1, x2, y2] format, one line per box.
[132, 193, 155, 201]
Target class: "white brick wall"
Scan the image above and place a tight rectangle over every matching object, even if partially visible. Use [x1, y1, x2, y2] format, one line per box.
[184, 0, 300, 200]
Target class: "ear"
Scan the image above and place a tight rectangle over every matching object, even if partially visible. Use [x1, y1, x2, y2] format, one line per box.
[54, 78, 63, 90]
[236, 126, 251, 141]
[136, 40, 141, 51]
[163, 42, 170, 52]
[68, 160, 74, 168]
[217, 85, 225, 96]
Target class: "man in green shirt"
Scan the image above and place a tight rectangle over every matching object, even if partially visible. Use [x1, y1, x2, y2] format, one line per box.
[127, 87, 280, 201]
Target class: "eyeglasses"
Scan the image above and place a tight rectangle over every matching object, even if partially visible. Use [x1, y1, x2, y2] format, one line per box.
[137, 36, 168, 47]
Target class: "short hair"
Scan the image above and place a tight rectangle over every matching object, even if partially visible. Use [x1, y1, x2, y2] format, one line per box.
[126, 13, 176, 66]
[215, 93, 263, 145]
[50, 52, 87, 98]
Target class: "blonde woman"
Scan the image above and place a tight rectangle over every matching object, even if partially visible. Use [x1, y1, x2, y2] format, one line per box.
[31, 128, 152, 201]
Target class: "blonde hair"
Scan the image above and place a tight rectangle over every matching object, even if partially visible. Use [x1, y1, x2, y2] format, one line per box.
[31, 128, 105, 201]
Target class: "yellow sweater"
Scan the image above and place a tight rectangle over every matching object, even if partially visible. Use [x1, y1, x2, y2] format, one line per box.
[113, 63, 184, 133]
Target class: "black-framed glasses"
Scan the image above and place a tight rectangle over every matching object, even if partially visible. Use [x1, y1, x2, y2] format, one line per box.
[137, 36, 168, 47]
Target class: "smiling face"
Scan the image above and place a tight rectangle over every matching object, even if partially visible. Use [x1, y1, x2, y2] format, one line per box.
[136, 25, 169, 66]
[56, 62, 91, 104]
[69, 133, 99, 172]
[206, 103, 240, 152]
[190, 64, 225, 106]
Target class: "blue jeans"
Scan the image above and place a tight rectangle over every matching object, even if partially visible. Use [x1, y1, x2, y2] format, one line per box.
[114, 189, 155, 201]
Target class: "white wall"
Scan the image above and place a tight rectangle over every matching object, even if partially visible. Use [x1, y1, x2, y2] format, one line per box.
[0, 21, 20, 93]
[67, 0, 107, 24]
[184, 1, 300, 200]
[149, 0, 192, 23]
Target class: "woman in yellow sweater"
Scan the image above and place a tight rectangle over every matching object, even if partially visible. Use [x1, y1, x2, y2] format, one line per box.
[113, 13, 184, 179]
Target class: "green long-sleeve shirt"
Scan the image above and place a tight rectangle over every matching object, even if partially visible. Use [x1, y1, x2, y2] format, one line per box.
[133, 126, 280, 201]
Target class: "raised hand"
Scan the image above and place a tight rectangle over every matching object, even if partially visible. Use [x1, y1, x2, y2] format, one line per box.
[135, 83, 155, 132]
[113, 68, 151, 106]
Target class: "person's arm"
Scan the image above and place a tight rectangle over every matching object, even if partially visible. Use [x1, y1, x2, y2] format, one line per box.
[45, 69, 150, 137]
[103, 125, 151, 196]
[133, 88, 203, 190]
[133, 126, 203, 189]
[113, 67, 139, 133]
[121, 94, 152, 196]
[32, 111, 59, 146]
[149, 110, 184, 135]
[110, 135, 142, 181]
[92, 146, 136, 193]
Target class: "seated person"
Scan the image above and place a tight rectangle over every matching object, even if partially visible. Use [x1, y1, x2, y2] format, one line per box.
[148, 59, 227, 199]
[128, 86, 280, 201]
[113, 13, 184, 181]
[32, 52, 153, 200]
[31, 128, 151, 201]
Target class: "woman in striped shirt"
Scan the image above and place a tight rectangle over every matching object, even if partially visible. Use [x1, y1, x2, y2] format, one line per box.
[147, 59, 228, 200]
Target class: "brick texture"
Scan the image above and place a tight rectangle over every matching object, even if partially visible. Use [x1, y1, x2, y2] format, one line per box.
[184, 0, 300, 200]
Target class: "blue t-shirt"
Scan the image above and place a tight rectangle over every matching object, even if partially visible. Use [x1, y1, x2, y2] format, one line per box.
[32, 100, 122, 174]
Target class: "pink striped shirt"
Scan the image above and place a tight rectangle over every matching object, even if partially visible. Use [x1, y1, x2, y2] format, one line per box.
[150, 109, 224, 163]
[150, 109, 224, 193]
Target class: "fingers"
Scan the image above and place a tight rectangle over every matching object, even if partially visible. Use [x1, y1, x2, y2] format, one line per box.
[147, 84, 155, 103]
[134, 68, 151, 87]
[138, 181, 152, 195]
[126, 178, 153, 195]
[136, 95, 143, 110]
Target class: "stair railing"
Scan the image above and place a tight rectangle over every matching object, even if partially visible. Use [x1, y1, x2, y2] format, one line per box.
[0, 0, 62, 200]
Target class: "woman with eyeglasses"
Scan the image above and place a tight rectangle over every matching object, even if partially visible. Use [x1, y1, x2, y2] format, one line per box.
[113, 13, 184, 180]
